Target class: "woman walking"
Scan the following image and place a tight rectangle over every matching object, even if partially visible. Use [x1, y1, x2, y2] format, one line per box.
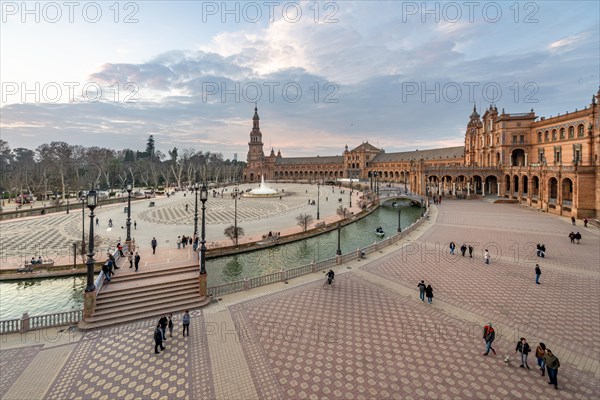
[535, 342, 546, 376]
[515, 337, 531, 369]
[168, 313, 174, 337]
[425, 284, 434, 304]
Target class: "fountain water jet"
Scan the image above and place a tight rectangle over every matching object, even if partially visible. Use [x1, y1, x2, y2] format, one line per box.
[244, 175, 280, 197]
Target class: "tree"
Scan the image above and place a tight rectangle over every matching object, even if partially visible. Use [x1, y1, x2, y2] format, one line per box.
[296, 213, 314, 232]
[146, 135, 155, 159]
[224, 225, 244, 244]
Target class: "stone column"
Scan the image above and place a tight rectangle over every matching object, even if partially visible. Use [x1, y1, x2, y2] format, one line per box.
[482, 180, 486, 197]
[83, 291, 96, 319]
[198, 274, 208, 296]
[452, 182, 456, 196]
[497, 183, 501, 196]
[467, 182, 470, 197]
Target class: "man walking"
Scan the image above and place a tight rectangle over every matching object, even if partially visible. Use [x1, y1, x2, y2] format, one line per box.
[515, 337, 531, 369]
[134, 252, 140, 272]
[449, 241, 456, 255]
[535, 264, 541, 284]
[128, 251, 133, 268]
[159, 315, 168, 340]
[482, 322, 496, 356]
[151, 237, 157, 254]
[154, 323, 165, 354]
[544, 349, 560, 390]
[417, 280, 426, 302]
[182, 310, 190, 337]
[484, 249, 490, 264]
[468, 245, 473, 258]
[460, 244, 467, 257]
[134, 220, 137, 230]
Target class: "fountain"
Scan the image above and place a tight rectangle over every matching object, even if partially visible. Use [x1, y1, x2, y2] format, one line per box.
[244, 175, 281, 198]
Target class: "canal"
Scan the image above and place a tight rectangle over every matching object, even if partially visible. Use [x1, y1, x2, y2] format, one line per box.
[0, 203, 421, 320]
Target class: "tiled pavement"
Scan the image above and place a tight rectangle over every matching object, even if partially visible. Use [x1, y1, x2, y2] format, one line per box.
[0, 200, 598, 399]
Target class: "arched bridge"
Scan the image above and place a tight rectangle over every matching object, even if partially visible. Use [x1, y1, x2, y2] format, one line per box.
[377, 190, 426, 207]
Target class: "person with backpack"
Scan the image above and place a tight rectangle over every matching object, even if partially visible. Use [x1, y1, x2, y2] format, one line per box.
[544, 349, 561, 390]
[182, 310, 190, 337]
[417, 280, 426, 302]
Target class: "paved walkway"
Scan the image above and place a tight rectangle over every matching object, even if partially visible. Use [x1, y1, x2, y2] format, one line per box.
[0, 183, 361, 269]
[1, 199, 598, 399]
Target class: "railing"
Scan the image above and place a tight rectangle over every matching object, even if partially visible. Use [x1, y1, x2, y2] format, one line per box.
[0, 310, 82, 334]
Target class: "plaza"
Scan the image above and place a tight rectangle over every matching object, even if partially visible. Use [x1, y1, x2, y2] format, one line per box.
[1, 199, 598, 399]
[0, 182, 362, 269]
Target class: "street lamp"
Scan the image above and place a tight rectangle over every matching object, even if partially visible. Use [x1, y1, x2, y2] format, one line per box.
[234, 187, 239, 245]
[193, 183, 199, 237]
[81, 197, 85, 255]
[349, 176, 353, 208]
[397, 207, 402, 232]
[66, 185, 69, 214]
[126, 184, 132, 242]
[336, 222, 342, 255]
[425, 173, 429, 197]
[199, 184, 208, 275]
[84, 190, 98, 292]
[317, 181, 320, 220]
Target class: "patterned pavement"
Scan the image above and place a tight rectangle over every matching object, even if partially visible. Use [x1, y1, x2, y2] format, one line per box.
[0, 199, 598, 399]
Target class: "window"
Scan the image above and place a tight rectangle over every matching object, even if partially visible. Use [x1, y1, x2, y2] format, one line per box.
[569, 126, 574, 139]
[578, 124, 584, 137]
[538, 132, 542, 143]
[512, 135, 517, 144]
[519, 135, 525, 144]
[545, 131, 549, 142]
[552, 129, 557, 141]
[538, 149, 545, 163]
[560, 128, 565, 140]
[554, 146, 561, 164]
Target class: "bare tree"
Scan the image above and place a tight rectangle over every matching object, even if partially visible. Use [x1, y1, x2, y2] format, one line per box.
[296, 213, 314, 232]
[336, 205, 348, 219]
[223, 225, 245, 244]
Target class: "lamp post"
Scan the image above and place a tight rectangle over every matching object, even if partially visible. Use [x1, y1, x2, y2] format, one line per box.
[397, 207, 402, 232]
[234, 187, 239, 245]
[317, 182, 320, 220]
[425, 173, 429, 198]
[66, 185, 69, 214]
[336, 222, 342, 255]
[349, 176, 353, 208]
[404, 173, 407, 193]
[81, 197, 85, 255]
[84, 190, 98, 292]
[199, 184, 208, 275]
[126, 184, 132, 243]
[193, 183, 199, 237]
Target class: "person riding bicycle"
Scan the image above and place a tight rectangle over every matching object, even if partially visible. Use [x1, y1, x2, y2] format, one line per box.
[326, 269, 335, 285]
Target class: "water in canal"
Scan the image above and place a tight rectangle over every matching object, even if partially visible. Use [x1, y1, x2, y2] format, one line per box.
[0, 204, 421, 320]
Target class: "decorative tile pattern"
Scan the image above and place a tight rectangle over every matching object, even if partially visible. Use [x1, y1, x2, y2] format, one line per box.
[0, 345, 43, 393]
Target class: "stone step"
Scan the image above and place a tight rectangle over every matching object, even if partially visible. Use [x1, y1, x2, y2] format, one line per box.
[98, 276, 197, 300]
[109, 264, 198, 282]
[78, 297, 211, 331]
[95, 286, 199, 310]
[94, 289, 202, 314]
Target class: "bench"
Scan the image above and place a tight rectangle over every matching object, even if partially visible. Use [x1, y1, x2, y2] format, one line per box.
[17, 266, 34, 273]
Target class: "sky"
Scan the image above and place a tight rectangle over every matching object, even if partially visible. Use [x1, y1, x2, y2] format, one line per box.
[1, 1, 599, 159]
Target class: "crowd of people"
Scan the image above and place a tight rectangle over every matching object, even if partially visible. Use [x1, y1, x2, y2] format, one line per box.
[154, 311, 191, 354]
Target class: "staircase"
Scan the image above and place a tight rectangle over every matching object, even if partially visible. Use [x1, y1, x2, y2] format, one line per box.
[78, 261, 210, 330]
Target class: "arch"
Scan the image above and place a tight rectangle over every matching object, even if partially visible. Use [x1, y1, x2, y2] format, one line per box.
[538, 132, 542, 143]
[548, 177, 558, 200]
[485, 175, 498, 195]
[250, 172, 255, 181]
[552, 129, 557, 141]
[505, 174, 511, 193]
[559, 127, 565, 140]
[544, 131, 549, 142]
[568, 126, 574, 139]
[522, 176, 529, 195]
[513, 175, 519, 195]
[531, 176, 540, 197]
[511, 149, 526, 167]
[578, 124, 584, 137]
[561, 178, 573, 203]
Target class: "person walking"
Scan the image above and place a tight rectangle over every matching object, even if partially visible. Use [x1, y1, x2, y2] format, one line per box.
[568, 232, 575, 243]
[460, 244, 467, 257]
[117, 242, 124, 257]
[134, 252, 140, 272]
[182, 310, 190, 337]
[151, 237, 157, 254]
[101, 262, 111, 283]
[417, 280, 426, 302]
[540, 244, 546, 258]
[449, 241, 456, 255]
[425, 284, 433, 304]
[128, 251, 133, 268]
[584, 217, 588, 228]
[159, 315, 168, 340]
[177, 236, 182, 249]
[574, 232, 581, 244]
[484, 249, 490, 264]
[571, 216, 576, 225]
[535, 264, 541, 284]
[168, 314, 174, 338]
[134, 220, 137, 230]
[154, 323, 165, 354]
[515, 337, 531, 369]
[535, 342, 546, 376]
[544, 349, 560, 389]
[468, 245, 473, 258]
[482, 323, 496, 355]
[96, 217, 99, 226]
[108, 218, 113, 227]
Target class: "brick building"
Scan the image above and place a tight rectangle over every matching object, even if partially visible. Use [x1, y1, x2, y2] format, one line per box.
[244, 89, 600, 218]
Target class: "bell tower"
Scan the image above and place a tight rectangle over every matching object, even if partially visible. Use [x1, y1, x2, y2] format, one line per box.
[246, 105, 265, 180]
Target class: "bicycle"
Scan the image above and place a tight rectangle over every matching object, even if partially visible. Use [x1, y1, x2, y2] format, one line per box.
[323, 277, 335, 290]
